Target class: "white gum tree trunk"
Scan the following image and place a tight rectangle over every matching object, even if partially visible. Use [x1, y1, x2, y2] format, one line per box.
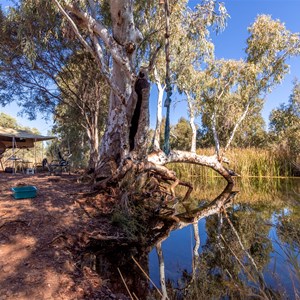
[54, 0, 234, 183]
[98, 1, 136, 170]
[186, 93, 197, 153]
[148, 150, 233, 183]
[99, 60, 131, 164]
[87, 124, 99, 170]
[152, 67, 165, 151]
[156, 242, 168, 300]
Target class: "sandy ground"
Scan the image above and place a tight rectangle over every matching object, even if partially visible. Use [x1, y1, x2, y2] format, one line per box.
[0, 172, 128, 300]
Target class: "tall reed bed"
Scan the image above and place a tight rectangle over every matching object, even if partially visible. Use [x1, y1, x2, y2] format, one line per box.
[169, 148, 293, 178]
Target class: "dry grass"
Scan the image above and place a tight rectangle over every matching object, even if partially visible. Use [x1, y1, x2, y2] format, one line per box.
[169, 147, 295, 178]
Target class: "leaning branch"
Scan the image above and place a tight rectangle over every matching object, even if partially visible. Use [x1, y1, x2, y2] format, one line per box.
[148, 150, 234, 183]
[224, 101, 251, 153]
[53, 0, 95, 57]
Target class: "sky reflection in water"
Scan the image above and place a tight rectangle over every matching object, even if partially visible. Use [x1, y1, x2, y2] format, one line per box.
[148, 178, 300, 299]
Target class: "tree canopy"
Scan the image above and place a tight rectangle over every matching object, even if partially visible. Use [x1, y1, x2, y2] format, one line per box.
[0, 1, 299, 185]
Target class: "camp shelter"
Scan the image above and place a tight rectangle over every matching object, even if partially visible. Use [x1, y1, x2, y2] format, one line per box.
[0, 126, 55, 171]
[0, 126, 54, 148]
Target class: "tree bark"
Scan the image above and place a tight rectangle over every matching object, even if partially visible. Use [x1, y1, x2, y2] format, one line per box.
[186, 93, 197, 153]
[156, 242, 168, 300]
[87, 124, 99, 171]
[54, 0, 235, 185]
[152, 68, 165, 151]
[95, 1, 148, 177]
[148, 150, 234, 183]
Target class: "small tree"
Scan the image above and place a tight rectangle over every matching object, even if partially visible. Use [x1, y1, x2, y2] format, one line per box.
[0, 113, 19, 129]
[269, 79, 300, 161]
[0, 7, 109, 170]
[191, 15, 300, 161]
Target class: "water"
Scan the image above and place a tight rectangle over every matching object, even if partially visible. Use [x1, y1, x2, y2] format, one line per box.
[95, 178, 300, 299]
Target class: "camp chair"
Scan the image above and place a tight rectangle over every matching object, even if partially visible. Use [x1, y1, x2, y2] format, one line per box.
[43, 150, 72, 175]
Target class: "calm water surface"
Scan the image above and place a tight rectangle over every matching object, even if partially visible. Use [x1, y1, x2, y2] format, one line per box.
[95, 178, 300, 299]
[148, 178, 300, 299]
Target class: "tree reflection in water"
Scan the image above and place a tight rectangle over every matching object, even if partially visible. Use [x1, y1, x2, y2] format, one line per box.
[92, 182, 299, 299]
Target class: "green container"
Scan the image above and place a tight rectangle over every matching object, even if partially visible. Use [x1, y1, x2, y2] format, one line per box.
[11, 186, 37, 199]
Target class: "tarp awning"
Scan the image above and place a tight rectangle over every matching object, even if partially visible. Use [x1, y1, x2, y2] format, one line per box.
[0, 126, 55, 149]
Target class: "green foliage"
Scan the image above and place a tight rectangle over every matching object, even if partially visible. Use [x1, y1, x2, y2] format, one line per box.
[198, 98, 268, 148]
[110, 209, 146, 240]
[0, 4, 110, 169]
[170, 117, 193, 150]
[177, 15, 299, 155]
[0, 112, 19, 128]
[53, 51, 109, 169]
[269, 80, 300, 161]
[0, 1, 74, 118]
[170, 147, 293, 178]
[246, 15, 300, 90]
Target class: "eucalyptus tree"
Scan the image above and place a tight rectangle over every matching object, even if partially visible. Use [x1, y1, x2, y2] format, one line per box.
[177, 66, 206, 153]
[2, 1, 299, 192]
[224, 15, 300, 156]
[0, 3, 71, 117]
[47, 0, 236, 188]
[150, 0, 222, 152]
[170, 117, 193, 151]
[269, 79, 300, 160]
[199, 106, 267, 148]
[189, 59, 244, 157]
[0, 5, 109, 170]
[56, 52, 109, 170]
[191, 15, 300, 161]
[0, 113, 19, 129]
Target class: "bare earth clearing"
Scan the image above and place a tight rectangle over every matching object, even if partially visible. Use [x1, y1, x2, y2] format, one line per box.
[0, 172, 129, 300]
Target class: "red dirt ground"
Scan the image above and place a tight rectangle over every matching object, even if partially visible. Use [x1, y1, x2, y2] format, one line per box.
[0, 172, 129, 300]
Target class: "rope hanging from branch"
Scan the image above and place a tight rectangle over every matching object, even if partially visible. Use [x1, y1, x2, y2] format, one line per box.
[162, 0, 172, 155]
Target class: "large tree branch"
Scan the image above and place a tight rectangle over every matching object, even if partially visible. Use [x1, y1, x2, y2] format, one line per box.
[63, 2, 136, 84]
[148, 150, 234, 183]
[224, 101, 251, 153]
[53, 0, 95, 58]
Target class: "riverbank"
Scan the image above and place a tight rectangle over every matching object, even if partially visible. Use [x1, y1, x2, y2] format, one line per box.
[0, 172, 129, 300]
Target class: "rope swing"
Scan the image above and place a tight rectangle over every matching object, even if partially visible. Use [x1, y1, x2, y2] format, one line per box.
[162, 0, 172, 155]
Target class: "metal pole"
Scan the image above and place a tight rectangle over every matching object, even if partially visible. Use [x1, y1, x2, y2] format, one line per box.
[12, 136, 16, 174]
[34, 138, 37, 170]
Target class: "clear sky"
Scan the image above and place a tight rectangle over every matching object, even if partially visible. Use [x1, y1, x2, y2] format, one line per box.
[0, 0, 299, 133]
[207, 0, 300, 122]
[155, 0, 300, 129]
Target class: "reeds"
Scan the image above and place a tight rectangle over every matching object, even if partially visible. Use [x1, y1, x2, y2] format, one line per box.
[169, 147, 295, 178]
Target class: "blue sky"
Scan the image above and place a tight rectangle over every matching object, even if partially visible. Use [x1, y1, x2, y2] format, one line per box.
[208, 0, 300, 121]
[0, 0, 299, 133]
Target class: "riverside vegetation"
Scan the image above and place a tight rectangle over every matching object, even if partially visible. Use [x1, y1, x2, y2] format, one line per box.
[170, 147, 299, 179]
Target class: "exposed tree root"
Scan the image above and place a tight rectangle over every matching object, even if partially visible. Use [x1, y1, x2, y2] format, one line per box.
[91, 148, 237, 211]
[93, 156, 194, 208]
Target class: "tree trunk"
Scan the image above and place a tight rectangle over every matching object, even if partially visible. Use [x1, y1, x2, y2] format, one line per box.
[97, 61, 131, 174]
[156, 242, 168, 300]
[186, 93, 197, 153]
[55, 0, 235, 186]
[87, 125, 99, 171]
[95, 1, 149, 177]
[152, 68, 165, 151]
